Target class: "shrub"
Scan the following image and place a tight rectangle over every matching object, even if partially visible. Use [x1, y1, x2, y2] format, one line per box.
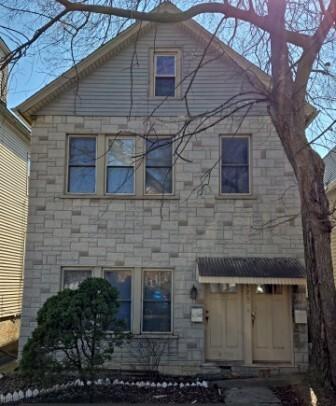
[20, 278, 128, 399]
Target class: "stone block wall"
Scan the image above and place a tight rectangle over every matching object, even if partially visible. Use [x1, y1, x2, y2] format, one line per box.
[20, 114, 306, 373]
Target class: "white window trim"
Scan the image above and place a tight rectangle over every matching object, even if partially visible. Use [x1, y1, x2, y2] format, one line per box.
[149, 48, 182, 98]
[105, 136, 136, 196]
[141, 269, 174, 334]
[219, 134, 252, 197]
[66, 134, 97, 195]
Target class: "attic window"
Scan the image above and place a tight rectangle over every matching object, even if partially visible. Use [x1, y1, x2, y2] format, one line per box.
[152, 50, 180, 97]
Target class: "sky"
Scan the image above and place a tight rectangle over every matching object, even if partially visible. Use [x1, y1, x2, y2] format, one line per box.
[2, 2, 333, 158]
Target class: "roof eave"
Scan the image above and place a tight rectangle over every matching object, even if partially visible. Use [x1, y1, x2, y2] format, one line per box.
[0, 102, 31, 141]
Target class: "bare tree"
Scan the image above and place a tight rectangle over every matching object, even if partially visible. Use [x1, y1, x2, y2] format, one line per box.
[2, 0, 336, 386]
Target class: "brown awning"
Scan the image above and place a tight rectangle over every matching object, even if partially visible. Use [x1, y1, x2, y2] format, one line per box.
[197, 257, 306, 285]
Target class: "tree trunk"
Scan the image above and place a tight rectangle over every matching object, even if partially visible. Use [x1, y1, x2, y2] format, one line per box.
[295, 147, 336, 385]
[271, 109, 336, 385]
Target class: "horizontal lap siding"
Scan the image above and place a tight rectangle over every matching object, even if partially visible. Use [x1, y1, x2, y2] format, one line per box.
[39, 23, 268, 117]
[0, 122, 28, 319]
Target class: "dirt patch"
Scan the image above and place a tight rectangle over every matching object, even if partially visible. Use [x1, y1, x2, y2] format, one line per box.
[274, 381, 336, 406]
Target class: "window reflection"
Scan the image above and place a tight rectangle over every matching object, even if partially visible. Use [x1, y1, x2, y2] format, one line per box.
[221, 137, 249, 194]
[105, 271, 132, 330]
[106, 139, 135, 194]
[68, 137, 96, 193]
[63, 270, 92, 290]
[145, 139, 173, 194]
[143, 271, 172, 332]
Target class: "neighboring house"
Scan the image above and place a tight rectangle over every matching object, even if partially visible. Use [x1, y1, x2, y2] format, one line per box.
[16, 2, 309, 375]
[0, 38, 31, 349]
[323, 148, 336, 270]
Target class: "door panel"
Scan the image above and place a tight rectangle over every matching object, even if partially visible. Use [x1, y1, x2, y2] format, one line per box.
[205, 286, 243, 361]
[252, 285, 292, 362]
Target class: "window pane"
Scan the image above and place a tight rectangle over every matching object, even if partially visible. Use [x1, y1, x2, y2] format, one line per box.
[105, 271, 132, 300]
[143, 271, 171, 301]
[146, 139, 172, 167]
[143, 271, 171, 332]
[156, 55, 175, 75]
[143, 301, 171, 332]
[105, 271, 132, 330]
[107, 167, 134, 194]
[68, 167, 95, 193]
[116, 302, 131, 331]
[69, 137, 96, 165]
[155, 77, 175, 97]
[107, 139, 134, 166]
[63, 270, 91, 290]
[145, 167, 172, 194]
[222, 138, 248, 164]
[221, 166, 249, 194]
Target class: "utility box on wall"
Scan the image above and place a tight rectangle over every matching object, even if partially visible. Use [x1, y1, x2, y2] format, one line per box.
[294, 310, 307, 324]
[191, 306, 204, 323]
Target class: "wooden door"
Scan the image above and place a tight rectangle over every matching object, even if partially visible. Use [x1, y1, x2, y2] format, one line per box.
[252, 285, 292, 363]
[205, 285, 243, 361]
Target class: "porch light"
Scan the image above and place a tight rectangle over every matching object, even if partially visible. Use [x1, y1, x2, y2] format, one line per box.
[190, 284, 198, 301]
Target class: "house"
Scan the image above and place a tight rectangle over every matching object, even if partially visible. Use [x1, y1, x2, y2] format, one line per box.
[16, 2, 308, 375]
[323, 148, 336, 271]
[0, 38, 31, 350]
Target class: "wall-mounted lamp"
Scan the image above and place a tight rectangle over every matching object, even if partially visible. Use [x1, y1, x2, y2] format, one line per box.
[190, 284, 198, 301]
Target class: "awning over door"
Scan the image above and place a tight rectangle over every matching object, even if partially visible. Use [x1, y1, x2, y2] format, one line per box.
[197, 257, 306, 285]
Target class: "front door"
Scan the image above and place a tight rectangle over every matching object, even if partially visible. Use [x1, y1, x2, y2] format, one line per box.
[205, 285, 243, 361]
[252, 285, 292, 363]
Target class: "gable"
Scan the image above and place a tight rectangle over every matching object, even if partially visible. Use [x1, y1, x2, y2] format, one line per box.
[35, 23, 267, 118]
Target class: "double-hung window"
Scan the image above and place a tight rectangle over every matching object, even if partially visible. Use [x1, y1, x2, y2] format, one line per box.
[154, 54, 176, 97]
[106, 138, 135, 194]
[221, 136, 250, 194]
[105, 270, 132, 331]
[142, 270, 172, 333]
[145, 138, 173, 194]
[63, 269, 92, 290]
[68, 136, 96, 193]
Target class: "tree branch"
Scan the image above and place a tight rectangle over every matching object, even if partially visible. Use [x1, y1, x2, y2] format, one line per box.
[55, 0, 311, 48]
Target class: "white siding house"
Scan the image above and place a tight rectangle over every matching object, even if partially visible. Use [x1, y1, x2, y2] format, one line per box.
[16, 3, 308, 375]
[0, 39, 31, 348]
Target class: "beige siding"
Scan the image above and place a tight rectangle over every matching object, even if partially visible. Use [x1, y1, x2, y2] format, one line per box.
[0, 117, 29, 319]
[38, 23, 267, 117]
[326, 189, 336, 279]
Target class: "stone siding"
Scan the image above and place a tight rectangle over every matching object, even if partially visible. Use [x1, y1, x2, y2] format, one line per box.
[20, 114, 307, 373]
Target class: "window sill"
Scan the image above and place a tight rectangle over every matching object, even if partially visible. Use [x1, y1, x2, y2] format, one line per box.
[215, 194, 257, 201]
[60, 194, 179, 201]
[133, 333, 178, 339]
[148, 96, 182, 101]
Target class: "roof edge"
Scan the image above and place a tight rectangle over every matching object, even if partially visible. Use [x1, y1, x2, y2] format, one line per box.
[0, 101, 31, 141]
[15, 1, 316, 126]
